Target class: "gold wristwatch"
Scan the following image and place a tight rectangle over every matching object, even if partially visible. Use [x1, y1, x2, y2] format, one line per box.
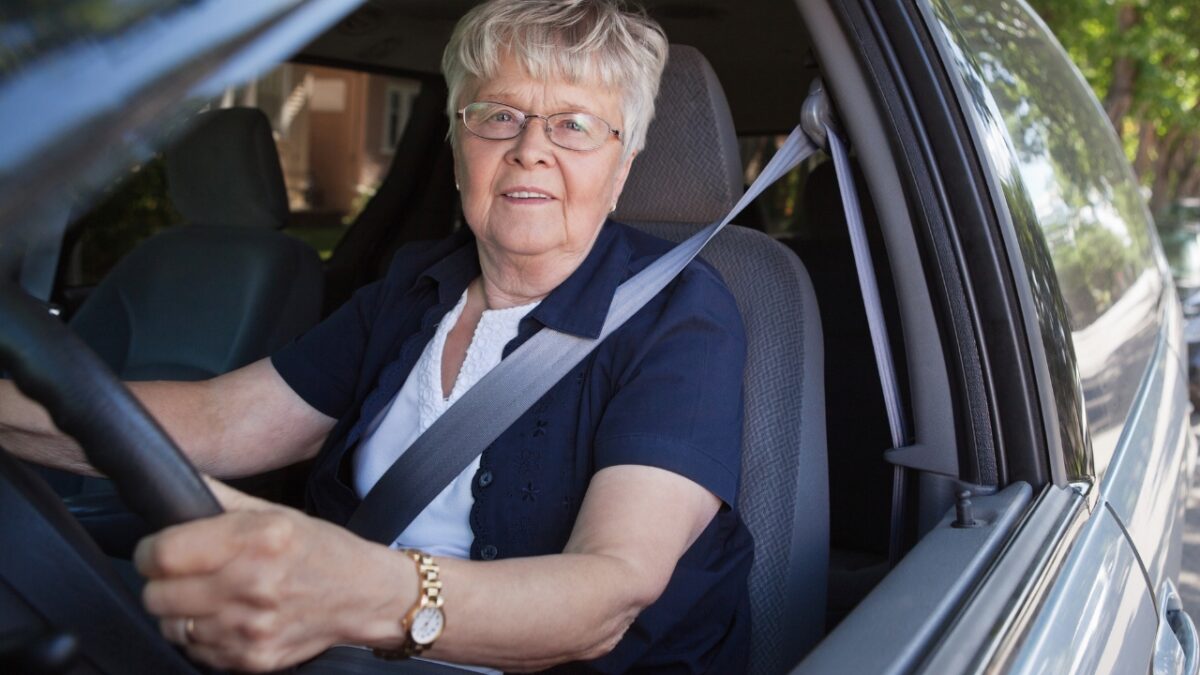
[373, 549, 445, 660]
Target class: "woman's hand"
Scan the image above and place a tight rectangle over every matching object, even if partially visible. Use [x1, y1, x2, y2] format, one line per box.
[134, 478, 412, 672]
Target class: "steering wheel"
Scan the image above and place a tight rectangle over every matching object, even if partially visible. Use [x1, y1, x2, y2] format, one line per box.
[0, 281, 221, 673]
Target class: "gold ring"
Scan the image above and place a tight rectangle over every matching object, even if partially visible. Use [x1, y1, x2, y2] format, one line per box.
[183, 617, 196, 644]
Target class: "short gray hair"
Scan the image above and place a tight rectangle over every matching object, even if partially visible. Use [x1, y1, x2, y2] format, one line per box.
[442, 0, 668, 157]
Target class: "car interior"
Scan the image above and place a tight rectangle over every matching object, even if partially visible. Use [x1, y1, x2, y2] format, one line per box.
[0, 0, 1004, 673]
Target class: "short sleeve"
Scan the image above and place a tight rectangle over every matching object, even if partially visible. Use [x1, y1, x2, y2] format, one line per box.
[592, 266, 747, 506]
[270, 279, 385, 419]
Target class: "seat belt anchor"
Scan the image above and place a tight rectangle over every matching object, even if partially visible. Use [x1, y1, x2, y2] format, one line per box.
[800, 78, 838, 152]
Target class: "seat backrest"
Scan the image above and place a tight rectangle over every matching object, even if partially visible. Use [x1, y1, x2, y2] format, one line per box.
[70, 107, 322, 380]
[614, 46, 828, 673]
[323, 82, 458, 314]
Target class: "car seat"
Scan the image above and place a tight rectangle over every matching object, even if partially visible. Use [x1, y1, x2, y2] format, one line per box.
[69, 107, 323, 381]
[613, 45, 829, 674]
[48, 108, 323, 507]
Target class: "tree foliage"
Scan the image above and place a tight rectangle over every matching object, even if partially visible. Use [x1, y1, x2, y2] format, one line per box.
[1028, 0, 1200, 217]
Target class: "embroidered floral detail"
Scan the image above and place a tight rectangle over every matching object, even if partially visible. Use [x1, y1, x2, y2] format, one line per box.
[522, 482, 540, 502]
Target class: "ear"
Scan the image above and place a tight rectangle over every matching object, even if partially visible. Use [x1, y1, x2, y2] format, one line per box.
[451, 139, 465, 193]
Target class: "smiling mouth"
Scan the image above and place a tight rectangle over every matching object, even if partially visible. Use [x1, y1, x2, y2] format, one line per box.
[502, 191, 554, 200]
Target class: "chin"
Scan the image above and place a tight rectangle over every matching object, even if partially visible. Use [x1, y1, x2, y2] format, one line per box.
[488, 229, 567, 258]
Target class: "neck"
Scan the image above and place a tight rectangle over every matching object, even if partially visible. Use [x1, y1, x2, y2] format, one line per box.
[474, 236, 600, 310]
[473, 251, 576, 310]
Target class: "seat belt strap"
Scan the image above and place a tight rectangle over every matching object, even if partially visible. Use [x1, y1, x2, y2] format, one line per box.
[825, 124, 911, 564]
[826, 128, 907, 450]
[346, 126, 819, 544]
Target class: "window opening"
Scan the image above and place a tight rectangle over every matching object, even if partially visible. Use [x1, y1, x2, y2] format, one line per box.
[59, 64, 423, 297]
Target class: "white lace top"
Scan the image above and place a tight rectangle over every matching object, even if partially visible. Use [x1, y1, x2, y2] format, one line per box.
[352, 288, 541, 558]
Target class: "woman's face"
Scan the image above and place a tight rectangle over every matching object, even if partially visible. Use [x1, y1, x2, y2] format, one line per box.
[454, 56, 634, 264]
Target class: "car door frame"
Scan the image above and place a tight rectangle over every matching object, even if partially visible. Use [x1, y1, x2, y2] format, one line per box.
[887, 0, 1198, 671]
[794, 0, 1196, 670]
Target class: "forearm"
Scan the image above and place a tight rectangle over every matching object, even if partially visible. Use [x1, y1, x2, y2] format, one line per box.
[0, 378, 222, 476]
[0, 365, 324, 479]
[0, 378, 96, 474]
[354, 550, 658, 672]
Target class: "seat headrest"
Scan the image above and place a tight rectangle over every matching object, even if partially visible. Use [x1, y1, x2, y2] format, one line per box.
[165, 107, 289, 229]
[613, 45, 742, 226]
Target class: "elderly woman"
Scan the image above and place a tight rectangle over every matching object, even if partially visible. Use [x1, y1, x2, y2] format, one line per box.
[0, 0, 751, 672]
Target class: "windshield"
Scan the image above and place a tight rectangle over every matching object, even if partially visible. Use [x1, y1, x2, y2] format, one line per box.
[0, 0, 362, 279]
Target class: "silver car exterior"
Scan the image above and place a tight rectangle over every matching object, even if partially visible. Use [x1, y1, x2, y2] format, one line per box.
[921, 0, 1198, 672]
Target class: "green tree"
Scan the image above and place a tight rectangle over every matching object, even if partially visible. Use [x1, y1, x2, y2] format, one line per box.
[1028, 0, 1200, 216]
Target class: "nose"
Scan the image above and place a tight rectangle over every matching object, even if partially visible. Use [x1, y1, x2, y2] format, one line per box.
[505, 116, 556, 168]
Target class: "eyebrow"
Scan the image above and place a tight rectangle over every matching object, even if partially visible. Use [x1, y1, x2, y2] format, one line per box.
[476, 92, 599, 115]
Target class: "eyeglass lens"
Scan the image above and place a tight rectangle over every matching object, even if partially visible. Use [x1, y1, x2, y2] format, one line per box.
[462, 102, 614, 151]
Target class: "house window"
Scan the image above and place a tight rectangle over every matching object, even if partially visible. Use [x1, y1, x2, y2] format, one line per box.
[383, 82, 418, 153]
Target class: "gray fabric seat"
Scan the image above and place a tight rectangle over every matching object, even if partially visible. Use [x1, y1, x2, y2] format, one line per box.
[613, 45, 828, 674]
[70, 107, 323, 381]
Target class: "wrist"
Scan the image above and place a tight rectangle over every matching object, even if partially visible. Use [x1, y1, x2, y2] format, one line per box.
[373, 549, 446, 660]
[341, 543, 417, 649]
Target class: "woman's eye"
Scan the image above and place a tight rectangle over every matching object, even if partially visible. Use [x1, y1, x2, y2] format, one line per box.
[558, 117, 589, 134]
[490, 111, 515, 123]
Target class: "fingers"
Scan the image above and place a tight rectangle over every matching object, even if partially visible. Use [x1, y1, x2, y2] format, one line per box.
[159, 609, 322, 673]
[134, 516, 244, 579]
[159, 616, 193, 646]
[144, 575, 227, 617]
[134, 503, 296, 579]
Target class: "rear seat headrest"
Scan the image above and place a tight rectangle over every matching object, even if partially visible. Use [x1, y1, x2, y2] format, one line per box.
[613, 45, 742, 226]
[165, 107, 289, 229]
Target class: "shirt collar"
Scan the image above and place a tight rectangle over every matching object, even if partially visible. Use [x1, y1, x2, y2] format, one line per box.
[418, 221, 633, 340]
[420, 228, 481, 305]
[529, 221, 632, 339]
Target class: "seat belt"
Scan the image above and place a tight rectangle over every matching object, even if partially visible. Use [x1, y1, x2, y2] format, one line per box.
[826, 118, 910, 565]
[346, 125, 819, 543]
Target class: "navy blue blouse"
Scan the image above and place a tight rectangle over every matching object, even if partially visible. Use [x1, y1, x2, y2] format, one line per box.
[271, 221, 753, 673]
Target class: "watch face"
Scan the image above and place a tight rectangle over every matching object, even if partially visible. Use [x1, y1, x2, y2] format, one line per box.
[410, 606, 445, 645]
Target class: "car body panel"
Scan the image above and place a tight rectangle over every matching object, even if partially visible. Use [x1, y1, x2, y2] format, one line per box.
[1102, 303, 1193, 594]
[900, 0, 1195, 670]
[1006, 504, 1157, 674]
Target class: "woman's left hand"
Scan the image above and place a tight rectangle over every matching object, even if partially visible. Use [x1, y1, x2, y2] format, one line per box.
[134, 478, 410, 672]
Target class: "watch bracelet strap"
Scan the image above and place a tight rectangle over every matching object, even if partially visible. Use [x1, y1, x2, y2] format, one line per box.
[372, 549, 442, 660]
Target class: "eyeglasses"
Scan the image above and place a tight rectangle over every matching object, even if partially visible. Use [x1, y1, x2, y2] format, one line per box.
[458, 101, 621, 152]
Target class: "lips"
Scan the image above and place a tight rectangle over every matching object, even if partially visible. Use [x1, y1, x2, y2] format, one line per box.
[500, 186, 556, 200]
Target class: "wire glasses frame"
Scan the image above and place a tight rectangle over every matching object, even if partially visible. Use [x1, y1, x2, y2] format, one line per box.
[458, 101, 621, 152]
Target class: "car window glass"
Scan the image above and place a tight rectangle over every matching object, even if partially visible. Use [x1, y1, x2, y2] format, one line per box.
[927, 0, 1162, 478]
[61, 63, 420, 289]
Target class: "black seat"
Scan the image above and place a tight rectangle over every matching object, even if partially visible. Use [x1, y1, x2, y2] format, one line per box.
[50, 108, 322, 506]
[614, 45, 828, 674]
[323, 82, 459, 313]
[70, 107, 322, 381]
